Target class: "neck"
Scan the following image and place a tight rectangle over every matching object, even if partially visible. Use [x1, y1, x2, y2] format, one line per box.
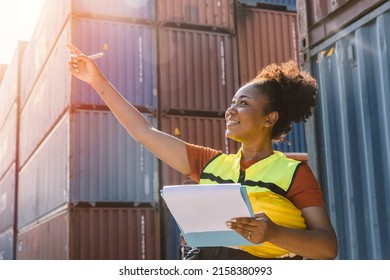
[240, 144, 274, 161]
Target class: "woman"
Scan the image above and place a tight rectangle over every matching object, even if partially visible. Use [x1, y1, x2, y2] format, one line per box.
[67, 43, 338, 260]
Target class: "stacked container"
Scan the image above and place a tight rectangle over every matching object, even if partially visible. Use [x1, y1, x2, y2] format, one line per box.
[236, 0, 307, 153]
[156, 0, 240, 259]
[0, 0, 312, 260]
[15, 0, 160, 260]
[157, 0, 307, 259]
[297, 0, 390, 259]
[0, 42, 26, 260]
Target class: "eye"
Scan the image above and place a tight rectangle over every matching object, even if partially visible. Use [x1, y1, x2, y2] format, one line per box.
[240, 100, 248, 105]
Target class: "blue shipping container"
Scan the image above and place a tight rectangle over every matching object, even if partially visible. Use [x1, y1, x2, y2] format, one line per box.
[308, 2, 390, 259]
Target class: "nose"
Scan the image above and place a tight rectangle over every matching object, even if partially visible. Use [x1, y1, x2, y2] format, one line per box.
[225, 104, 236, 118]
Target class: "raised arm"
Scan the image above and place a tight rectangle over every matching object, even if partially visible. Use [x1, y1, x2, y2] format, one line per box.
[67, 43, 190, 175]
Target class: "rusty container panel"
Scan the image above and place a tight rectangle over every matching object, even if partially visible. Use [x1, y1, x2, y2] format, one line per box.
[0, 105, 17, 178]
[71, 18, 157, 108]
[157, 0, 235, 31]
[0, 228, 14, 260]
[69, 110, 159, 204]
[159, 27, 239, 112]
[18, 115, 70, 229]
[0, 164, 16, 232]
[16, 212, 69, 260]
[72, 0, 155, 20]
[302, 0, 386, 48]
[238, 0, 297, 11]
[19, 26, 71, 168]
[69, 207, 161, 260]
[160, 115, 239, 186]
[236, 7, 299, 84]
[17, 207, 160, 260]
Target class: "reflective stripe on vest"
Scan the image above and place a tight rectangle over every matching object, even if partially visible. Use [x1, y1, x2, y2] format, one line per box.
[199, 149, 306, 258]
[200, 150, 301, 196]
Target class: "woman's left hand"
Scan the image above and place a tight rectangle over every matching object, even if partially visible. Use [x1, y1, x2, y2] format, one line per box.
[226, 212, 274, 244]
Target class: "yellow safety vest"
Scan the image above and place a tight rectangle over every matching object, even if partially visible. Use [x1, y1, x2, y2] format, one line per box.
[199, 149, 307, 258]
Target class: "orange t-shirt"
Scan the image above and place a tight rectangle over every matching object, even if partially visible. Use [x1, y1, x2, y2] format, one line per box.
[185, 143, 326, 209]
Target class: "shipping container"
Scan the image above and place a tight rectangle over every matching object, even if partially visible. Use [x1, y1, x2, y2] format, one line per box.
[0, 228, 14, 260]
[72, 0, 155, 21]
[0, 105, 17, 178]
[18, 110, 159, 229]
[158, 27, 239, 113]
[297, 0, 387, 52]
[19, 17, 157, 168]
[237, 0, 297, 12]
[236, 7, 299, 84]
[21, 0, 155, 106]
[71, 18, 157, 108]
[160, 115, 240, 186]
[272, 121, 307, 152]
[16, 207, 160, 260]
[157, 0, 235, 31]
[0, 42, 25, 128]
[0, 164, 16, 233]
[70, 110, 159, 205]
[160, 205, 182, 260]
[305, 1, 390, 259]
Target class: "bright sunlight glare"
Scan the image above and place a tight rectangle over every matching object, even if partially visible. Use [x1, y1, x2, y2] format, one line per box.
[0, 0, 45, 64]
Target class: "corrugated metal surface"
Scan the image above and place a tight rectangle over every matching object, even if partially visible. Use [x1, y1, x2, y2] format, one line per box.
[19, 26, 71, 168]
[0, 228, 14, 260]
[272, 121, 307, 152]
[236, 7, 299, 84]
[16, 211, 68, 260]
[238, 0, 297, 11]
[308, 2, 390, 259]
[71, 18, 157, 108]
[20, 16, 158, 168]
[72, 0, 155, 20]
[160, 115, 239, 186]
[18, 115, 70, 229]
[69, 207, 160, 260]
[159, 27, 238, 112]
[0, 105, 17, 178]
[0, 164, 16, 232]
[0, 45, 22, 126]
[70, 110, 159, 204]
[161, 206, 181, 260]
[19, 110, 159, 229]
[299, 0, 386, 49]
[20, 0, 71, 106]
[157, 0, 235, 30]
[17, 207, 160, 260]
[21, 0, 155, 106]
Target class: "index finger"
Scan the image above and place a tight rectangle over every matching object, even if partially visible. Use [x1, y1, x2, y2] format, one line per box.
[66, 42, 83, 55]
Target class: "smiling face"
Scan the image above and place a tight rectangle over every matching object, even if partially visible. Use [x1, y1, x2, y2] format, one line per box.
[225, 83, 276, 145]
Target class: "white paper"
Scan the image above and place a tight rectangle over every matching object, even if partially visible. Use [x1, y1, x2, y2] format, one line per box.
[162, 183, 252, 234]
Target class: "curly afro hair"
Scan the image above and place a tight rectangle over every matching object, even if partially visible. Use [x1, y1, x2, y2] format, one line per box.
[248, 60, 318, 142]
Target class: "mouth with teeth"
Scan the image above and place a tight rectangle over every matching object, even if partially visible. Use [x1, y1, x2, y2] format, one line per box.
[226, 120, 240, 126]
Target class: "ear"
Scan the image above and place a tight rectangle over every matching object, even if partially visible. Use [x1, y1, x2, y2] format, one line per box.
[264, 111, 279, 127]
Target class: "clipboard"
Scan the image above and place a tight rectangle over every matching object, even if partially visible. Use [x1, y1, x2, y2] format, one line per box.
[161, 183, 255, 247]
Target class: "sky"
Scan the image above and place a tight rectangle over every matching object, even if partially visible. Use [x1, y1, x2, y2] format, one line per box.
[0, 0, 45, 64]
